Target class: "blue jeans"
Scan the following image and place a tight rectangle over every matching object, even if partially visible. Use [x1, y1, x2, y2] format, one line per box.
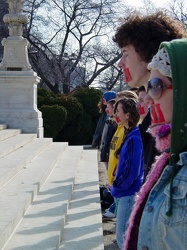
[108, 201, 116, 214]
[115, 195, 135, 249]
[105, 162, 108, 170]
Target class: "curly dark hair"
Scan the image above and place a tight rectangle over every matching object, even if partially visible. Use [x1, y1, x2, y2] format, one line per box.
[113, 11, 187, 62]
[114, 98, 140, 129]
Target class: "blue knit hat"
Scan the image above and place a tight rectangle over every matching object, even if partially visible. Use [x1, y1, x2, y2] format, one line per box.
[103, 91, 116, 103]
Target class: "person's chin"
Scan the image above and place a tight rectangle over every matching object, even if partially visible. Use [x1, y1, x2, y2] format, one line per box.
[126, 80, 138, 88]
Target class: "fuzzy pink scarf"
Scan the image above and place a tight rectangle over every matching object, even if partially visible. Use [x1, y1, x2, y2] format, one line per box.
[123, 124, 171, 250]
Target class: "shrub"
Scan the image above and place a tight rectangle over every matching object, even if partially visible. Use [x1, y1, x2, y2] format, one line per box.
[55, 95, 84, 143]
[38, 87, 103, 145]
[40, 104, 67, 139]
[70, 110, 92, 145]
[73, 87, 103, 144]
[37, 88, 57, 108]
[73, 87, 103, 118]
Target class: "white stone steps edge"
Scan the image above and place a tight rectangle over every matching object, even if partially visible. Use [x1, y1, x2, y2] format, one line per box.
[59, 149, 104, 250]
[0, 137, 53, 189]
[3, 145, 83, 250]
[0, 124, 8, 130]
[0, 129, 21, 141]
[0, 142, 68, 250]
[0, 133, 37, 158]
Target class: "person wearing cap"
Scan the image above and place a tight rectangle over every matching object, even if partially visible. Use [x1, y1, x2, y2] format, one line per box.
[107, 90, 138, 187]
[112, 11, 187, 192]
[104, 91, 139, 219]
[124, 38, 187, 250]
[101, 99, 117, 218]
[103, 91, 116, 104]
[100, 91, 117, 167]
[100, 99, 117, 169]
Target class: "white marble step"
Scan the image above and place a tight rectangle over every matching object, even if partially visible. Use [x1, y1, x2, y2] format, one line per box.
[3, 145, 83, 250]
[0, 137, 52, 189]
[59, 149, 104, 250]
[0, 128, 22, 141]
[0, 142, 68, 250]
[0, 133, 37, 158]
[0, 124, 8, 130]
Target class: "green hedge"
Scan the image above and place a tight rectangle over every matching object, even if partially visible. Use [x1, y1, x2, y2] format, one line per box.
[72, 87, 103, 143]
[73, 87, 102, 118]
[40, 104, 67, 139]
[54, 95, 84, 143]
[37, 87, 103, 145]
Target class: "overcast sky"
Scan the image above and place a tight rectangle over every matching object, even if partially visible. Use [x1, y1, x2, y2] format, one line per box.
[122, 0, 170, 8]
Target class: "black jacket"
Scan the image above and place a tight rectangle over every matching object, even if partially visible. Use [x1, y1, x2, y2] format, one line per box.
[100, 119, 117, 162]
[139, 111, 160, 181]
[92, 112, 107, 148]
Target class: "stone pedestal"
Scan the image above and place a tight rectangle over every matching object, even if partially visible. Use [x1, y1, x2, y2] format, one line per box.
[0, 70, 43, 137]
[0, 0, 44, 138]
[0, 37, 31, 70]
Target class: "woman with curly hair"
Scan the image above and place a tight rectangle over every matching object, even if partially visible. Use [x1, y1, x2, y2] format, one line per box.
[110, 98, 144, 249]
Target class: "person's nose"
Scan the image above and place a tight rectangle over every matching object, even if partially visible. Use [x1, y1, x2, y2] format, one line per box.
[117, 56, 125, 69]
[144, 93, 154, 105]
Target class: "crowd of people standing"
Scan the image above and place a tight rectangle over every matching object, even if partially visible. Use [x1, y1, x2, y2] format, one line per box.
[92, 10, 187, 250]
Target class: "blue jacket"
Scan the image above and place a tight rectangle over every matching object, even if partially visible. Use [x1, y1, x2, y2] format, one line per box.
[111, 126, 144, 198]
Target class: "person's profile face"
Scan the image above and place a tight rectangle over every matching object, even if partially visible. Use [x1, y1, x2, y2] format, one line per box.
[146, 70, 173, 125]
[138, 90, 148, 119]
[106, 103, 114, 116]
[115, 103, 129, 126]
[118, 45, 150, 89]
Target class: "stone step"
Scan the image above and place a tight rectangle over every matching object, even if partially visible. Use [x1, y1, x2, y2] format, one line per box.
[0, 133, 37, 158]
[3, 145, 83, 250]
[0, 128, 22, 141]
[0, 142, 68, 250]
[59, 149, 104, 250]
[0, 124, 8, 130]
[0, 137, 52, 189]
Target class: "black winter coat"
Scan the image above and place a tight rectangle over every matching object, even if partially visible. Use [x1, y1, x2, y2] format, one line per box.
[100, 119, 117, 162]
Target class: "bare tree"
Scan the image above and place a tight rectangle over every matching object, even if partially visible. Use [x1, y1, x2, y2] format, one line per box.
[167, 0, 187, 27]
[24, 0, 123, 93]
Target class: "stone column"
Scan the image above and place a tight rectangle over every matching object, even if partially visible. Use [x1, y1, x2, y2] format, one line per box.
[0, 0, 43, 138]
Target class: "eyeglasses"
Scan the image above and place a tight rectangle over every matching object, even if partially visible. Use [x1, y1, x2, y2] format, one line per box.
[147, 78, 172, 100]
